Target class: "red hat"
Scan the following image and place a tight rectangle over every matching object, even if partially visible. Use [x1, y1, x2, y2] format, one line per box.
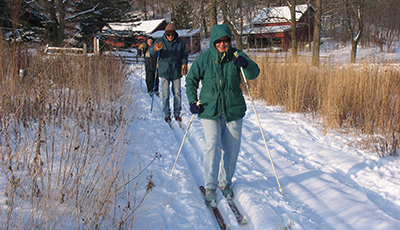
[165, 23, 175, 33]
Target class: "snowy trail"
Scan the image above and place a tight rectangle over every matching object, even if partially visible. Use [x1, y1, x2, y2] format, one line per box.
[126, 63, 400, 230]
[240, 103, 400, 229]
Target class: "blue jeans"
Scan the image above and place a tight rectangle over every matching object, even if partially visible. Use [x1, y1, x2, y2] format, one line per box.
[161, 78, 181, 117]
[201, 115, 243, 190]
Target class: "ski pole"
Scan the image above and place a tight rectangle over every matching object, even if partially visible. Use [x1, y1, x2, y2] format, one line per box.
[234, 51, 283, 195]
[141, 55, 144, 90]
[170, 101, 201, 176]
[150, 51, 160, 112]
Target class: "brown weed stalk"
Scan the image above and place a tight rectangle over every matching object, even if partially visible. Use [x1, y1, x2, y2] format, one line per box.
[1, 39, 155, 229]
[250, 53, 400, 157]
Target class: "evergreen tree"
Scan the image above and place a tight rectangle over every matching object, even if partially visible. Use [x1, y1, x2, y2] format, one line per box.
[73, 0, 135, 46]
[0, 0, 10, 29]
[171, 0, 193, 30]
[1, 0, 46, 42]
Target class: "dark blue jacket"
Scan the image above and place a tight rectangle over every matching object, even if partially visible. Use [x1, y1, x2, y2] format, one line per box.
[149, 32, 189, 80]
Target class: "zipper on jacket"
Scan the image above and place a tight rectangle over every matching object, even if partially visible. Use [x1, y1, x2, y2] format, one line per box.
[219, 75, 228, 121]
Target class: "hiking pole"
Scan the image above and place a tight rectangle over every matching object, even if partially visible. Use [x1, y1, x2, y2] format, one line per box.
[150, 51, 160, 112]
[234, 51, 283, 195]
[170, 101, 201, 176]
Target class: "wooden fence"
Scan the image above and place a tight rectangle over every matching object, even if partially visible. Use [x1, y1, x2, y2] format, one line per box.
[44, 44, 88, 56]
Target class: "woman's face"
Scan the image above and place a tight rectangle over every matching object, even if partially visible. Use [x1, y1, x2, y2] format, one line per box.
[147, 39, 153, 46]
[214, 36, 230, 53]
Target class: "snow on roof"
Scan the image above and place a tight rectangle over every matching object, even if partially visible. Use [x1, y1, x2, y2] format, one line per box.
[150, 29, 201, 38]
[252, 4, 310, 24]
[134, 19, 166, 34]
[104, 19, 166, 34]
[243, 25, 291, 34]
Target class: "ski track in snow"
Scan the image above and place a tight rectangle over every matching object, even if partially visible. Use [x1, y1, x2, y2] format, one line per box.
[125, 63, 400, 230]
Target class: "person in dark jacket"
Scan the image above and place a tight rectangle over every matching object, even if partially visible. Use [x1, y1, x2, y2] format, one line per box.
[185, 24, 260, 203]
[150, 23, 189, 123]
[139, 36, 159, 96]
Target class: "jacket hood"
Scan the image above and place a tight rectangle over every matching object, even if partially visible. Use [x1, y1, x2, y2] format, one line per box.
[146, 36, 154, 42]
[163, 31, 179, 41]
[209, 24, 232, 52]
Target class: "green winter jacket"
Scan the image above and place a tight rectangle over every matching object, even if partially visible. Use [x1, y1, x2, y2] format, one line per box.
[185, 24, 260, 122]
[149, 32, 189, 80]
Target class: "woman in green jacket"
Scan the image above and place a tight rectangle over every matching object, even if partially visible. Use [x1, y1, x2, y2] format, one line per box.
[186, 24, 260, 203]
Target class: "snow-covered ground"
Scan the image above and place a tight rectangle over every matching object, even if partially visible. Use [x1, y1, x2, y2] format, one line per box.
[126, 45, 400, 229]
[1, 41, 399, 229]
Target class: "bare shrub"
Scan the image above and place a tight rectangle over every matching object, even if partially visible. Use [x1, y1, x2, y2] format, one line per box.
[0, 39, 155, 229]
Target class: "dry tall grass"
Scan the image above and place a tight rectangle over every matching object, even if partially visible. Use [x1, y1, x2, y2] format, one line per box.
[0, 40, 155, 229]
[249, 54, 400, 157]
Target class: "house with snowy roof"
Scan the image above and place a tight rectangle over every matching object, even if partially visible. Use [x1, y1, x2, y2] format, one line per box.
[244, 4, 315, 49]
[100, 19, 167, 49]
[104, 19, 167, 35]
[100, 19, 201, 53]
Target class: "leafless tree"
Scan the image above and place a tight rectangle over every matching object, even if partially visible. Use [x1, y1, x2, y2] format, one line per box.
[364, 0, 400, 52]
[344, 0, 365, 63]
[220, 0, 245, 49]
[209, 0, 217, 29]
[217, 0, 268, 50]
[157, 0, 164, 18]
[312, 0, 322, 66]
[288, 0, 299, 62]
[327, 0, 365, 63]
[201, 0, 209, 37]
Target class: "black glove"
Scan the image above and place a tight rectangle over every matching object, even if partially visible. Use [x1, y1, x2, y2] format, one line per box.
[190, 102, 200, 114]
[234, 56, 249, 68]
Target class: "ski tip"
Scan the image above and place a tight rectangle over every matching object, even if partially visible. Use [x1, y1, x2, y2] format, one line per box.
[241, 215, 248, 225]
[209, 200, 217, 207]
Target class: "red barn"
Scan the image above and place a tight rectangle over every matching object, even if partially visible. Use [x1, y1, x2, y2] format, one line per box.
[244, 4, 315, 49]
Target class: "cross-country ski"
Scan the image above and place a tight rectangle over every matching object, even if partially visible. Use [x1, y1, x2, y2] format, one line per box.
[167, 121, 174, 130]
[177, 121, 184, 130]
[200, 186, 229, 230]
[226, 197, 247, 225]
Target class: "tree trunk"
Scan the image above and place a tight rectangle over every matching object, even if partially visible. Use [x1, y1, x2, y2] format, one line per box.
[158, 0, 163, 18]
[344, 0, 364, 63]
[307, 1, 312, 52]
[209, 0, 217, 29]
[143, 0, 148, 20]
[57, 0, 65, 45]
[49, 0, 58, 45]
[289, 1, 298, 62]
[201, 0, 208, 37]
[351, 40, 357, 63]
[312, 0, 322, 66]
